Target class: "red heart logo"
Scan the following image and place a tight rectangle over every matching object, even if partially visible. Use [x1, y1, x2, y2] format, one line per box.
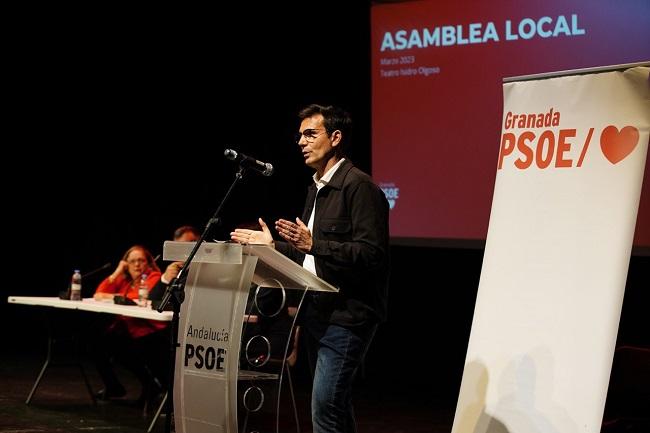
[600, 125, 639, 164]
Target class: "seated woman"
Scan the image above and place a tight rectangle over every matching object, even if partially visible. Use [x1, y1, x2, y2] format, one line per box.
[90, 245, 166, 401]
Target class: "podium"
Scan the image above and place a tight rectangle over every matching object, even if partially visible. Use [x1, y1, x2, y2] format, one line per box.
[163, 241, 338, 433]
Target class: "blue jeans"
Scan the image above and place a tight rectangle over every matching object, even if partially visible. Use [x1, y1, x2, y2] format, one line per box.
[308, 323, 378, 433]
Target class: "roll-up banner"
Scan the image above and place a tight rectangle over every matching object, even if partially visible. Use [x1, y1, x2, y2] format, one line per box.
[452, 63, 649, 433]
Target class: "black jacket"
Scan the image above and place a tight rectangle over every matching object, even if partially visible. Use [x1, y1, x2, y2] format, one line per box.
[276, 159, 390, 327]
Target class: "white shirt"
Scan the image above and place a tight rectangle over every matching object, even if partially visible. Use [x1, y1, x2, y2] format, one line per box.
[302, 158, 346, 275]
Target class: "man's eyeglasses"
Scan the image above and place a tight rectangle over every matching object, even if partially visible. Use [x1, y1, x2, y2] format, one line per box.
[295, 128, 326, 144]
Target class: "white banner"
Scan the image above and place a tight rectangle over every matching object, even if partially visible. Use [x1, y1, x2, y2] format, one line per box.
[452, 65, 649, 433]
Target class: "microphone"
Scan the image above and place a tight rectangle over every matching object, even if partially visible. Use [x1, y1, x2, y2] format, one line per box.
[224, 149, 274, 176]
[82, 262, 112, 279]
[59, 262, 112, 300]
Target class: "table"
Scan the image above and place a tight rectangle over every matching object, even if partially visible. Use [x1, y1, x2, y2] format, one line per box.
[7, 296, 174, 321]
[7, 296, 173, 432]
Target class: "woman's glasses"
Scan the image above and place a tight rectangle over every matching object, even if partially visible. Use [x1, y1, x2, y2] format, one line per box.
[127, 258, 147, 265]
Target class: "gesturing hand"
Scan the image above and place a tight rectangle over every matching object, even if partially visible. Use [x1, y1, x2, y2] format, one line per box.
[162, 261, 183, 282]
[230, 218, 274, 245]
[276, 217, 312, 253]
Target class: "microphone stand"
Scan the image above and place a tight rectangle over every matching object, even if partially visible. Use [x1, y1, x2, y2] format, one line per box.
[60, 262, 112, 300]
[156, 165, 248, 433]
[82, 262, 112, 279]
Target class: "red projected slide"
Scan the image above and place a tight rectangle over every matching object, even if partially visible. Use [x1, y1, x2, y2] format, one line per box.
[371, 0, 649, 248]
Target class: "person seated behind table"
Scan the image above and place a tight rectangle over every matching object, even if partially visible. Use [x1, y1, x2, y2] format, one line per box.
[90, 245, 165, 400]
[149, 225, 200, 302]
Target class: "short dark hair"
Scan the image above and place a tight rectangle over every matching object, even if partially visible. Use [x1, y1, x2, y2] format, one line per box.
[298, 104, 352, 157]
[173, 225, 199, 240]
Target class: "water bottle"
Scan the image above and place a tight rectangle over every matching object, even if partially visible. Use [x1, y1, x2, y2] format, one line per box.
[70, 270, 82, 301]
[138, 273, 149, 307]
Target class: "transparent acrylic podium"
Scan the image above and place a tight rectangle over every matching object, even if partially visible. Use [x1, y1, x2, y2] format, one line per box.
[163, 241, 337, 433]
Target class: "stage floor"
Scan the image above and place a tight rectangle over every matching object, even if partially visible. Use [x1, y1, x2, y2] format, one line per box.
[0, 350, 454, 433]
[1, 348, 647, 432]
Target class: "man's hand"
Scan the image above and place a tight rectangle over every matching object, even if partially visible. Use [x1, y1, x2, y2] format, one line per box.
[230, 218, 274, 245]
[276, 217, 312, 253]
[162, 261, 183, 283]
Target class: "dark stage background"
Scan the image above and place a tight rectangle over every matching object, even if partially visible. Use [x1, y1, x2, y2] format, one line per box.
[3, 1, 648, 422]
